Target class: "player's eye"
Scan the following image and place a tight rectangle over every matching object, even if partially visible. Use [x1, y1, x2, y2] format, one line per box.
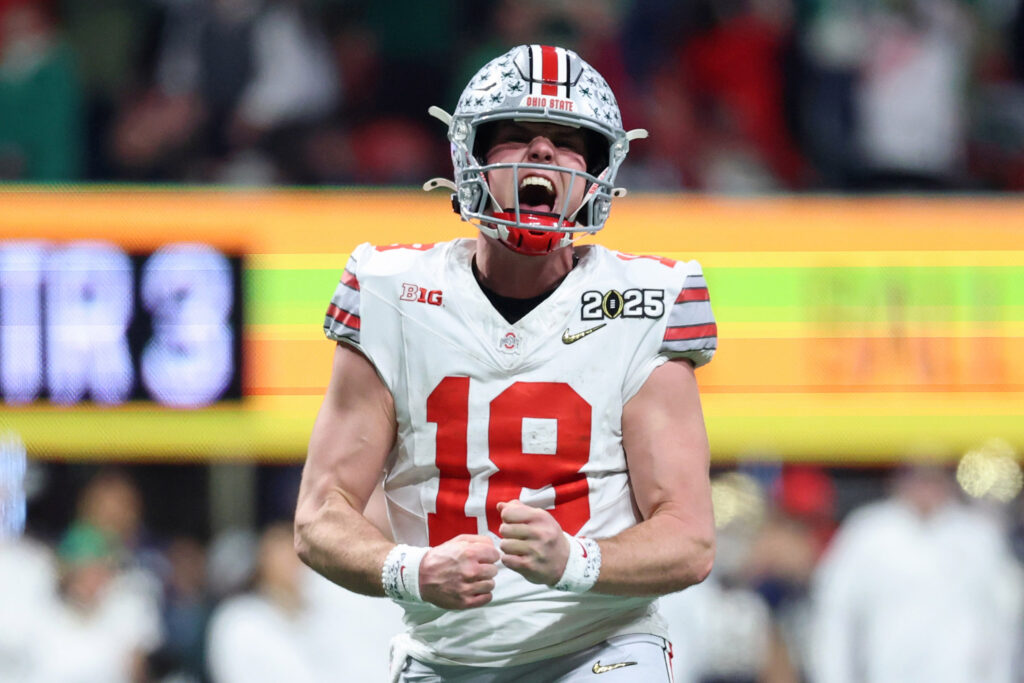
[553, 136, 585, 154]
[495, 129, 529, 144]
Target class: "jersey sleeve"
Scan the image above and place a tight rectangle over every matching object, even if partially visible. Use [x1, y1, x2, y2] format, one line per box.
[661, 261, 717, 367]
[323, 243, 369, 348]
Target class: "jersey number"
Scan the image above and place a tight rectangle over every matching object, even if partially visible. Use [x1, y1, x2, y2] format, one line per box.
[425, 377, 592, 546]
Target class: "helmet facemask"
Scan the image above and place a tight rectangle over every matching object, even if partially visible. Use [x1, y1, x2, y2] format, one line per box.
[423, 44, 647, 255]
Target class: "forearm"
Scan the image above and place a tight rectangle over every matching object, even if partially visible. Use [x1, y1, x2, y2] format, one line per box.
[294, 487, 394, 597]
[593, 507, 714, 596]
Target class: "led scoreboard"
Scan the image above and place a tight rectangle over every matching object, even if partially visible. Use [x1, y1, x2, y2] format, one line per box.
[0, 241, 243, 407]
[0, 190, 1021, 462]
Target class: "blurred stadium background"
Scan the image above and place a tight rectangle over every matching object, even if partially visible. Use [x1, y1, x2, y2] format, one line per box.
[0, 0, 1023, 681]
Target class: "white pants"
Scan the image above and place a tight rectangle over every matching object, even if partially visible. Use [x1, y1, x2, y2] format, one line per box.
[396, 633, 674, 683]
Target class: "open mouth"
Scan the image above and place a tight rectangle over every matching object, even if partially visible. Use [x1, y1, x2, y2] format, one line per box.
[517, 176, 557, 214]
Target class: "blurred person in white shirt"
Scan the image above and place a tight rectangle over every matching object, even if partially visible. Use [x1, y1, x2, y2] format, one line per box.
[206, 522, 403, 683]
[31, 523, 163, 683]
[809, 462, 1024, 683]
[0, 536, 58, 681]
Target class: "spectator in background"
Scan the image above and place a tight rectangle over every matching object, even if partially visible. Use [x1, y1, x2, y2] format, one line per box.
[1014, 0, 1024, 81]
[446, 0, 547, 108]
[354, 0, 457, 121]
[207, 523, 317, 682]
[58, 0, 158, 179]
[790, 0, 862, 188]
[745, 466, 838, 681]
[32, 523, 163, 683]
[207, 522, 403, 682]
[660, 471, 800, 683]
[0, 533, 57, 679]
[72, 468, 167, 581]
[676, 0, 807, 192]
[36, 470, 167, 680]
[151, 536, 212, 682]
[660, 528, 786, 683]
[113, 0, 339, 184]
[227, 0, 340, 182]
[963, 0, 1024, 191]
[850, 0, 975, 190]
[0, 0, 83, 181]
[0, 434, 58, 680]
[810, 461, 1024, 683]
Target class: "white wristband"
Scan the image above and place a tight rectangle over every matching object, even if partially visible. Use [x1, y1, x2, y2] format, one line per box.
[381, 544, 429, 603]
[553, 532, 601, 593]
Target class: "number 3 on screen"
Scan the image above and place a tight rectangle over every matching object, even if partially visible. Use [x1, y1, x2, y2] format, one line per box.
[425, 377, 593, 546]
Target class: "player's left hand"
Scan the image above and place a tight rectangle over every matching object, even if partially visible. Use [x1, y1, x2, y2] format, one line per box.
[497, 500, 569, 586]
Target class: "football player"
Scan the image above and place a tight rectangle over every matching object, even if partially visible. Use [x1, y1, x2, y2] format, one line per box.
[295, 44, 718, 681]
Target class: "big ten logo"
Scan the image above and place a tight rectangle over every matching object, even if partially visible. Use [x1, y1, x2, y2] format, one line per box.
[400, 283, 443, 306]
[0, 241, 239, 407]
[580, 289, 665, 320]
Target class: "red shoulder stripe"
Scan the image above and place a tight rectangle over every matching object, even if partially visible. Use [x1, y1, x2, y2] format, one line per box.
[664, 323, 717, 341]
[326, 303, 361, 331]
[675, 287, 709, 303]
[340, 270, 359, 291]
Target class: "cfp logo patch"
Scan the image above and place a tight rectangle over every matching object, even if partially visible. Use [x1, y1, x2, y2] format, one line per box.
[581, 289, 664, 320]
[400, 283, 443, 306]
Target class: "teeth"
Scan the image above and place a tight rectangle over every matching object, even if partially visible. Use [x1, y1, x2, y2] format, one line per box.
[520, 176, 554, 193]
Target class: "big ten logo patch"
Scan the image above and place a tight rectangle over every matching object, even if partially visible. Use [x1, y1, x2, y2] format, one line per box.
[580, 289, 665, 320]
[400, 283, 443, 306]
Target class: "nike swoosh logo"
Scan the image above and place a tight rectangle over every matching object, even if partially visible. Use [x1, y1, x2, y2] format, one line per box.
[592, 660, 637, 674]
[562, 323, 606, 344]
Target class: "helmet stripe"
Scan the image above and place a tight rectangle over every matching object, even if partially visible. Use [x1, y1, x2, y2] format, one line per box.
[541, 45, 559, 96]
[529, 45, 543, 95]
[560, 47, 571, 98]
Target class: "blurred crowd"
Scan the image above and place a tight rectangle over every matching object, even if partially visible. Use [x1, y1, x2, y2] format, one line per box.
[1, 0, 1023, 191]
[1, 455, 1023, 682]
[0, 467, 405, 683]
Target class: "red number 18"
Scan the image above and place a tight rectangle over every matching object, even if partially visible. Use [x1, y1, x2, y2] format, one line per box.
[425, 377, 593, 546]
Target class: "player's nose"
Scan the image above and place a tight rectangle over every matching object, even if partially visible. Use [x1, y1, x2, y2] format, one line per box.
[526, 136, 555, 163]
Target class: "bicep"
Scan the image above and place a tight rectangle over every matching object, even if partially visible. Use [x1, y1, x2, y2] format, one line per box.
[622, 359, 713, 527]
[298, 343, 397, 518]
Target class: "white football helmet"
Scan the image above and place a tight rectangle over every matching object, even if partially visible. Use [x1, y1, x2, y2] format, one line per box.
[424, 44, 647, 255]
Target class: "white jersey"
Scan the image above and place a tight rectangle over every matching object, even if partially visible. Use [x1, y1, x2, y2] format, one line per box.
[324, 238, 716, 667]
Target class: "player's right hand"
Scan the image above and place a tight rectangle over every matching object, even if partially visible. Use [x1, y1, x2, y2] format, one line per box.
[418, 534, 499, 609]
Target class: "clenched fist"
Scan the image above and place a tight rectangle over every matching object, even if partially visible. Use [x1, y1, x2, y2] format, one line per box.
[497, 500, 570, 586]
[419, 534, 499, 609]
